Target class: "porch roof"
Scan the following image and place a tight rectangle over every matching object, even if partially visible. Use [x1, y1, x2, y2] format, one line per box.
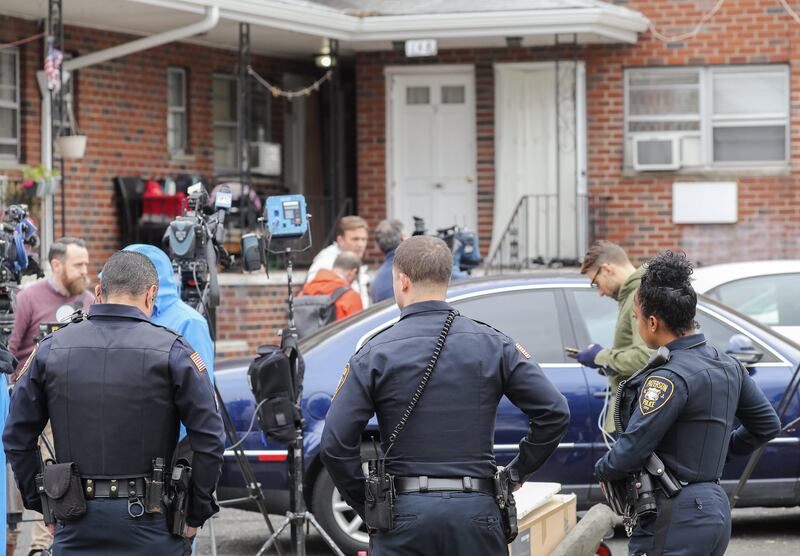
[2, 0, 649, 57]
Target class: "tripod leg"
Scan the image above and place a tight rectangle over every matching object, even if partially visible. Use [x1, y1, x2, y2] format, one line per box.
[305, 512, 347, 556]
[256, 516, 292, 556]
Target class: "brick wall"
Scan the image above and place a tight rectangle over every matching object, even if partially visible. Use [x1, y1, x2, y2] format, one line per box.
[0, 16, 300, 274]
[355, 0, 800, 265]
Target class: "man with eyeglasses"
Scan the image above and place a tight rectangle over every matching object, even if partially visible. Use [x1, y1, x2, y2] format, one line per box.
[578, 240, 652, 434]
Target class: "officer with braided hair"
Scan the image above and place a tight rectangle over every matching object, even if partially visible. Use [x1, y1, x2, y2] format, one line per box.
[320, 235, 570, 556]
[595, 251, 781, 556]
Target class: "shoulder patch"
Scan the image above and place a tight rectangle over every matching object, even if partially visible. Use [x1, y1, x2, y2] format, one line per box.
[17, 345, 38, 380]
[333, 363, 351, 400]
[515, 342, 531, 359]
[639, 375, 674, 415]
[189, 352, 207, 374]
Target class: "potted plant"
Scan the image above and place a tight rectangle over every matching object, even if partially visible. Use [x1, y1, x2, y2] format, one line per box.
[55, 96, 87, 159]
[22, 165, 60, 197]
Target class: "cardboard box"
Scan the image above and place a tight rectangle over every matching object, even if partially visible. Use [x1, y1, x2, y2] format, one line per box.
[509, 493, 577, 556]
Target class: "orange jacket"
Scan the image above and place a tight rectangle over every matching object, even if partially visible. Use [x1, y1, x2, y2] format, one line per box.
[300, 269, 363, 321]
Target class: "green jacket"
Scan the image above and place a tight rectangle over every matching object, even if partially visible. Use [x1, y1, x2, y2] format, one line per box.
[594, 265, 652, 432]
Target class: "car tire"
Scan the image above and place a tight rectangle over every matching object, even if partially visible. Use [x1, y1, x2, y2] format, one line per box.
[312, 467, 370, 554]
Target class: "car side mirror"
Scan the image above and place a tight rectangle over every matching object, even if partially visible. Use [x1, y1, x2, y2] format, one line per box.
[726, 334, 764, 366]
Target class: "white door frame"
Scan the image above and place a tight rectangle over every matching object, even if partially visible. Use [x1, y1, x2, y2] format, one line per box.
[384, 64, 476, 228]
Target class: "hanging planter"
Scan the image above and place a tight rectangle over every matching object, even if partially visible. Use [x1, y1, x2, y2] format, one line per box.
[56, 135, 87, 159]
[56, 95, 87, 160]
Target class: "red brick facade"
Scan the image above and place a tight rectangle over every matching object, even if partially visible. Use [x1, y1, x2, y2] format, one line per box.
[0, 16, 295, 273]
[355, 0, 800, 265]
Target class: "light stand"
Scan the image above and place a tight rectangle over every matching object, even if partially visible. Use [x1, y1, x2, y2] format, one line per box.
[254, 231, 344, 556]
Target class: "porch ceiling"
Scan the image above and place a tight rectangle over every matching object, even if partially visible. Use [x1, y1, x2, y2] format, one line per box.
[2, 0, 649, 57]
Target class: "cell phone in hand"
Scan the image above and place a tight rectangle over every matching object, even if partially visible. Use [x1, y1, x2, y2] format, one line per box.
[564, 347, 580, 359]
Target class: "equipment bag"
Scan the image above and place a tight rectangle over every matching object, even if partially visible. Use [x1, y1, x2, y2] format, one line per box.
[248, 341, 303, 445]
[292, 286, 351, 339]
[41, 462, 87, 521]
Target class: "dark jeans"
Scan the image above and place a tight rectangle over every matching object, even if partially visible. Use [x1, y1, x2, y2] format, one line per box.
[628, 482, 731, 556]
[53, 499, 186, 555]
[370, 492, 506, 556]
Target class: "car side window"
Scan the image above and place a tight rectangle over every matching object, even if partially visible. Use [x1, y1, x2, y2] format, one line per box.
[708, 273, 800, 327]
[695, 310, 778, 362]
[571, 291, 618, 348]
[452, 290, 568, 363]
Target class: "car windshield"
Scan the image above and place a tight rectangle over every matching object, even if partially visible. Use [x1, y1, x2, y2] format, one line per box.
[708, 273, 800, 327]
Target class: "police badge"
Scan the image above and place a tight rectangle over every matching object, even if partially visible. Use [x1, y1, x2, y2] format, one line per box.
[639, 375, 674, 415]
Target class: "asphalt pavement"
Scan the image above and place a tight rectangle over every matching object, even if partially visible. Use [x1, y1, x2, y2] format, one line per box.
[12, 505, 800, 555]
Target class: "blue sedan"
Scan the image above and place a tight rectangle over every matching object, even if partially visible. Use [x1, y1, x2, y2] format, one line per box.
[215, 274, 800, 553]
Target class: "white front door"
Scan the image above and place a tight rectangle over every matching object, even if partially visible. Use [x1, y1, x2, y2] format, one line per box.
[388, 69, 476, 234]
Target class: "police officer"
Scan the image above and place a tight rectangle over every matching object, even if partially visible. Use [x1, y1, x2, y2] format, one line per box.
[595, 251, 781, 556]
[2, 251, 225, 555]
[320, 236, 570, 555]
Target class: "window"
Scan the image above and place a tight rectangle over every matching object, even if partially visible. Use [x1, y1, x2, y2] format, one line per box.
[695, 311, 777, 362]
[167, 67, 187, 154]
[453, 290, 569, 363]
[625, 65, 789, 169]
[213, 75, 272, 171]
[708, 274, 800, 327]
[0, 49, 20, 162]
[571, 291, 618, 348]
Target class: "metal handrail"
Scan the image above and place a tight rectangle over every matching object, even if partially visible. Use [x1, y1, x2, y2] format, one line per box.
[486, 193, 610, 273]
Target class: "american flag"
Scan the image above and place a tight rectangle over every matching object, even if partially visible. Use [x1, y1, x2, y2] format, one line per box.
[189, 352, 207, 373]
[44, 36, 63, 92]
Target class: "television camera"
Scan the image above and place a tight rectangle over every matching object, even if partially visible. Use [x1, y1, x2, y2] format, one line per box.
[163, 184, 232, 319]
[0, 204, 41, 347]
[412, 216, 481, 275]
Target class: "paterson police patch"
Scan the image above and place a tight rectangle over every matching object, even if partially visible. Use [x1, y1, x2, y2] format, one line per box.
[515, 342, 531, 359]
[333, 363, 351, 400]
[189, 352, 207, 374]
[639, 375, 674, 415]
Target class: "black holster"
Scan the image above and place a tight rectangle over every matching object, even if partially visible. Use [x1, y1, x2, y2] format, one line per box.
[364, 459, 395, 532]
[145, 457, 166, 514]
[165, 459, 192, 537]
[36, 460, 87, 522]
[494, 469, 518, 543]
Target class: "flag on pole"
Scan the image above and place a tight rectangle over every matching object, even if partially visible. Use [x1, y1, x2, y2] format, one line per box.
[44, 36, 63, 93]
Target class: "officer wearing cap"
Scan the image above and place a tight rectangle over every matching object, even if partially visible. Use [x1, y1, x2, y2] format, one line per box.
[3, 251, 225, 555]
[595, 251, 781, 556]
[320, 236, 570, 555]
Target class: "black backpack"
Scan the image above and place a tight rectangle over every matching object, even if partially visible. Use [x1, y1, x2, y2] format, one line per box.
[292, 286, 351, 339]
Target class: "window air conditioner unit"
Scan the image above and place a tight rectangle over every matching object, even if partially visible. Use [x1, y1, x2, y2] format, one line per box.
[632, 135, 681, 171]
[250, 142, 281, 176]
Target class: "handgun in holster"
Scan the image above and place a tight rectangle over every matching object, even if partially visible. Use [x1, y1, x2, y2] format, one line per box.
[494, 468, 519, 543]
[364, 458, 395, 532]
[145, 457, 166, 514]
[166, 459, 192, 537]
[34, 446, 56, 526]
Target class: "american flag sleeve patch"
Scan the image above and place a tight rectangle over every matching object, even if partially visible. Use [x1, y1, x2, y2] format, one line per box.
[189, 352, 207, 373]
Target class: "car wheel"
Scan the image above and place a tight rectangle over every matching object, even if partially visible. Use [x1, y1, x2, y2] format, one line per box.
[312, 467, 370, 554]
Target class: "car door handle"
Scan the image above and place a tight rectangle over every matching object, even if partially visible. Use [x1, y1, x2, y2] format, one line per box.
[434, 183, 443, 189]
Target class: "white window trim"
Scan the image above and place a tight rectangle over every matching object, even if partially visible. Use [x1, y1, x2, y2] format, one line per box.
[167, 67, 188, 155]
[624, 64, 790, 171]
[0, 48, 21, 163]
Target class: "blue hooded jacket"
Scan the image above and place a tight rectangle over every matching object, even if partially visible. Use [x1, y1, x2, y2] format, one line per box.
[123, 244, 215, 386]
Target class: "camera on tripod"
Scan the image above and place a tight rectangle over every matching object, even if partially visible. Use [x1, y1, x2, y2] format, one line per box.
[163, 184, 232, 314]
[0, 204, 41, 346]
[412, 216, 481, 274]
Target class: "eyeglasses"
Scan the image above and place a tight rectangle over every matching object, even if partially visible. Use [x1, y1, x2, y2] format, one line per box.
[590, 267, 602, 288]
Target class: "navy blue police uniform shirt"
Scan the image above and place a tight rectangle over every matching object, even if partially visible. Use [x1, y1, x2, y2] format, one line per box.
[2, 303, 225, 526]
[320, 300, 571, 517]
[595, 333, 781, 483]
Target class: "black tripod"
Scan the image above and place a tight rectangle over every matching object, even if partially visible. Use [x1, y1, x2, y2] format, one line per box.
[255, 250, 345, 556]
[187, 282, 283, 556]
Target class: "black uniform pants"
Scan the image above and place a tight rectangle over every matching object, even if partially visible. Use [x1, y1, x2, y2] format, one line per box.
[370, 491, 506, 556]
[628, 482, 731, 556]
[53, 499, 186, 555]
